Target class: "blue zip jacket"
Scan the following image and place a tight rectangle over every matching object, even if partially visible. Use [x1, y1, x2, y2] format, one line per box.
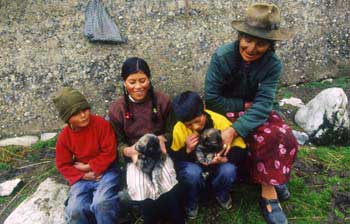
[204, 41, 283, 138]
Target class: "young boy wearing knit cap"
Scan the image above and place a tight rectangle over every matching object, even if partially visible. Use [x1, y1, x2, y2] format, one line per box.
[53, 87, 120, 224]
[170, 91, 246, 219]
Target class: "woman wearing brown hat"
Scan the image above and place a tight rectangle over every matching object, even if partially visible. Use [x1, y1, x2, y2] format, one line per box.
[204, 3, 298, 224]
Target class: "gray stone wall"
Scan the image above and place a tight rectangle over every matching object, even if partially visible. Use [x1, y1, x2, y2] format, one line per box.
[0, 0, 349, 138]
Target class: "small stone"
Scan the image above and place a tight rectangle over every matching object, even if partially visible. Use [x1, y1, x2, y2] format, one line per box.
[0, 136, 39, 147]
[279, 97, 304, 108]
[292, 130, 309, 145]
[40, 133, 57, 141]
[0, 178, 22, 196]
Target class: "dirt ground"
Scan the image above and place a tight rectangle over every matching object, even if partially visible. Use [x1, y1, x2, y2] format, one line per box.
[293, 157, 350, 224]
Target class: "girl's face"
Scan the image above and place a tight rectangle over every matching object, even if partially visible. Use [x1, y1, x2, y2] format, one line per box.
[68, 109, 90, 130]
[239, 35, 271, 63]
[124, 71, 150, 101]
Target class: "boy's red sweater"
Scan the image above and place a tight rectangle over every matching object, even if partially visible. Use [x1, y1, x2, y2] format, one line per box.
[55, 115, 117, 185]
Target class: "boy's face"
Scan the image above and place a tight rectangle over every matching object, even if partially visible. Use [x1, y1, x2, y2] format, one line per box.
[183, 114, 206, 132]
[68, 109, 91, 130]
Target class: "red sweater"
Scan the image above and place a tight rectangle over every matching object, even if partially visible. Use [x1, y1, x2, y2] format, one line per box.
[55, 115, 117, 185]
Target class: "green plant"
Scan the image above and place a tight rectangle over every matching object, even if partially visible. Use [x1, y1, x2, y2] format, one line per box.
[0, 162, 10, 170]
[31, 136, 57, 150]
[301, 76, 350, 90]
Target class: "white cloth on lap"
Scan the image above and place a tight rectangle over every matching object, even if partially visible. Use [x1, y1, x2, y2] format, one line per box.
[126, 155, 178, 201]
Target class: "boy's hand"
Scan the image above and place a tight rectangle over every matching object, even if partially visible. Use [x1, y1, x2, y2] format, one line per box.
[74, 162, 91, 172]
[211, 149, 228, 164]
[185, 134, 199, 154]
[82, 171, 101, 181]
[200, 162, 209, 166]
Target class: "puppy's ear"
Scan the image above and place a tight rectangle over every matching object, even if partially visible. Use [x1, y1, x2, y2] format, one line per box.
[202, 136, 209, 145]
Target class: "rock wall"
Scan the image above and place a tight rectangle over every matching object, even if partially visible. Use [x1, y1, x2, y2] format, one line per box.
[0, 0, 349, 138]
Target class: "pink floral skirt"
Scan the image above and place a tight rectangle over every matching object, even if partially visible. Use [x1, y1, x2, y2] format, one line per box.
[227, 111, 298, 185]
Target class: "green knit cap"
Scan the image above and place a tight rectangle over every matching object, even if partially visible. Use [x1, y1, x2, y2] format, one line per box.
[52, 87, 91, 123]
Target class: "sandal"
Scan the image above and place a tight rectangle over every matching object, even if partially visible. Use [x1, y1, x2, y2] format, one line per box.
[259, 197, 288, 224]
[275, 184, 290, 202]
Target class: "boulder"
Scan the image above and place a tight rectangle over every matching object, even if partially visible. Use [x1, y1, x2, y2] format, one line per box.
[4, 178, 68, 224]
[295, 88, 350, 145]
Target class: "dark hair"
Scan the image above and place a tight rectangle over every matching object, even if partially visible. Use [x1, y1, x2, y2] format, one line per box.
[172, 91, 204, 122]
[237, 32, 276, 52]
[121, 57, 158, 122]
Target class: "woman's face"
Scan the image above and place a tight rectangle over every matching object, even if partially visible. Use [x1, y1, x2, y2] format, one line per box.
[239, 35, 271, 63]
[124, 71, 150, 101]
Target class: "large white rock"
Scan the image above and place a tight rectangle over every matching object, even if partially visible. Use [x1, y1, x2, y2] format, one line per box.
[4, 178, 68, 224]
[0, 136, 39, 147]
[295, 88, 350, 144]
[0, 178, 22, 196]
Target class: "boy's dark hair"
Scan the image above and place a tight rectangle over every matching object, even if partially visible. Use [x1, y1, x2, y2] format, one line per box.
[172, 91, 204, 122]
[121, 57, 158, 122]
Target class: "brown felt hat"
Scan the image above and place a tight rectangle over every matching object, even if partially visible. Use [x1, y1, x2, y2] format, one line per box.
[52, 87, 91, 123]
[232, 3, 293, 41]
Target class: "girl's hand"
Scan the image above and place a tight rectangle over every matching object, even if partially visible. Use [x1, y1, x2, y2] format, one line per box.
[74, 162, 91, 172]
[185, 134, 199, 154]
[123, 145, 138, 157]
[123, 145, 139, 163]
[157, 135, 167, 154]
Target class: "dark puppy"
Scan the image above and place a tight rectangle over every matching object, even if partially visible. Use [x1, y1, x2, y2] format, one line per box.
[134, 134, 163, 178]
[196, 128, 223, 165]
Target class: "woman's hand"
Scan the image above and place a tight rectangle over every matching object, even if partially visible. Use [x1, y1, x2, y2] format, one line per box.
[123, 145, 139, 163]
[157, 135, 167, 154]
[244, 102, 253, 110]
[221, 127, 238, 155]
[74, 162, 91, 172]
[185, 134, 199, 154]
